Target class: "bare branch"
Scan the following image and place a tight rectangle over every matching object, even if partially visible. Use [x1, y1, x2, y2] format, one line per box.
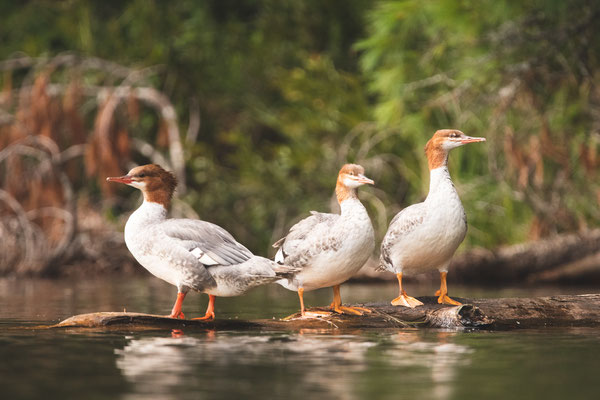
[186, 96, 201, 144]
[131, 138, 170, 167]
[0, 189, 40, 268]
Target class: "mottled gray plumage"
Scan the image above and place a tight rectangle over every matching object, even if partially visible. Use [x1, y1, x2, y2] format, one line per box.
[378, 166, 468, 276]
[160, 218, 253, 266]
[273, 211, 339, 268]
[110, 162, 300, 320]
[273, 198, 374, 292]
[123, 200, 295, 297]
[378, 203, 426, 272]
[207, 259, 299, 296]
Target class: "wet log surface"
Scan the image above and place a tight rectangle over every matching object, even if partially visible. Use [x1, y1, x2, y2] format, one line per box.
[47, 294, 600, 331]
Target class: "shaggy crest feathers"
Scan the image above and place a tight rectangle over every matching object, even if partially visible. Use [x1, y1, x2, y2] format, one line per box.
[129, 164, 177, 207]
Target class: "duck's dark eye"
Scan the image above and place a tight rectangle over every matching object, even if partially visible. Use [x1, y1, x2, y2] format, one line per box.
[450, 132, 458, 138]
[137, 173, 146, 178]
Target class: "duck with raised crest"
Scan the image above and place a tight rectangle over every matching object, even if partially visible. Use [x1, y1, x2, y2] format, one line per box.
[379, 129, 486, 307]
[273, 164, 375, 318]
[107, 164, 297, 320]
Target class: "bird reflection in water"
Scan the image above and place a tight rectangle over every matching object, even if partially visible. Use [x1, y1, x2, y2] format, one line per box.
[114, 330, 473, 400]
[115, 334, 204, 400]
[170, 329, 184, 338]
[115, 331, 375, 399]
[387, 330, 474, 400]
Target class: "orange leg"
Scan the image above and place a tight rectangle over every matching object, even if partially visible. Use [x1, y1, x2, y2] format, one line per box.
[167, 292, 187, 319]
[283, 287, 331, 319]
[299, 287, 330, 317]
[436, 271, 462, 306]
[329, 285, 371, 315]
[391, 273, 423, 308]
[192, 295, 216, 321]
[299, 287, 306, 315]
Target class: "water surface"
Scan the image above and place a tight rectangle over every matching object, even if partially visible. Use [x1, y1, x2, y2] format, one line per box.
[0, 278, 598, 400]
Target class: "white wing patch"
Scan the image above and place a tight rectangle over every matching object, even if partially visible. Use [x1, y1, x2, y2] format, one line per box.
[190, 247, 219, 266]
[274, 248, 285, 264]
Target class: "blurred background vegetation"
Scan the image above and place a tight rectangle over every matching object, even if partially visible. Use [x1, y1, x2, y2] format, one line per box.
[0, 0, 599, 276]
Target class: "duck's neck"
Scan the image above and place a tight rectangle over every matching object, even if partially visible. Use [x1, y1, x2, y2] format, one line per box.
[339, 197, 366, 218]
[335, 183, 357, 203]
[131, 200, 168, 224]
[426, 166, 458, 203]
[142, 188, 173, 210]
[336, 183, 361, 216]
[425, 145, 451, 202]
[426, 143, 449, 171]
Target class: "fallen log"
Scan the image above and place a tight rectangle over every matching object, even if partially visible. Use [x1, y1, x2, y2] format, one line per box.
[450, 229, 600, 284]
[527, 252, 600, 283]
[47, 294, 600, 331]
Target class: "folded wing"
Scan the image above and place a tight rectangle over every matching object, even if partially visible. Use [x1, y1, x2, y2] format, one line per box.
[379, 203, 427, 271]
[160, 218, 254, 267]
[273, 211, 339, 265]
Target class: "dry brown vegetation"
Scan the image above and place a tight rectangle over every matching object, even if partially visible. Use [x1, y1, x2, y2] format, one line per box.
[0, 54, 191, 276]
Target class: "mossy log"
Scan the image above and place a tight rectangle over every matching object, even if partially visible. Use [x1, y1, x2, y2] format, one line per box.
[48, 294, 600, 331]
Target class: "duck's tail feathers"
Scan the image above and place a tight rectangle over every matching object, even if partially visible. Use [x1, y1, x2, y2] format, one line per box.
[377, 251, 394, 272]
[272, 236, 286, 248]
[272, 263, 300, 279]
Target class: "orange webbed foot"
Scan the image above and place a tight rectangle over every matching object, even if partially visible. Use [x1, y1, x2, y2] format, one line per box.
[436, 271, 461, 305]
[283, 309, 334, 320]
[332, 305, 372, 315]
[391, 294, 424, 308]
[192, 295, 216, 321]
[192, 311, 215, 321]
[437, 295, 462, 306]
[166, 311, 185, 319]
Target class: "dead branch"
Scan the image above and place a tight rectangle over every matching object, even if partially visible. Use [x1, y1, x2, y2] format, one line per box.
[131, 138, 170, 167]
[449, 229, 600, 284]
[185, 96, 201, 144]
[3, 83, 187, 192]
[0, 189, 40, 271]
[0, 136, 77, 274]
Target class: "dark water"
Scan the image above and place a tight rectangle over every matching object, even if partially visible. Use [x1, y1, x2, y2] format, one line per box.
[0, 277, 598, 400]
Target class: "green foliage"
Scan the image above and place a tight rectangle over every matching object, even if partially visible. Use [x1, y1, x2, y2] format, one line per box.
[357, 0, 600, 246]
[1, 0, 599, 254]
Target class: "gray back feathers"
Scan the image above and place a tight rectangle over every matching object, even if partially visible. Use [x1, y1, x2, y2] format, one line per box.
[273, 211, 339, 267]
[160, 218, 253, 266]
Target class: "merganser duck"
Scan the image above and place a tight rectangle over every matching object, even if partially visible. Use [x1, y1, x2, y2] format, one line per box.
[273, 164, 375, 317]
[107, 164, 297, 320]
[379, 130, 485, 307]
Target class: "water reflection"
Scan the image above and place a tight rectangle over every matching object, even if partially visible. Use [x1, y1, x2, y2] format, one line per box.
[386, 331, 473, 400]
[116, 332, 376, 399]
[2, 278, 599, 400]
[116, 335, 199, 399]
[114, 330, 473, 400]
